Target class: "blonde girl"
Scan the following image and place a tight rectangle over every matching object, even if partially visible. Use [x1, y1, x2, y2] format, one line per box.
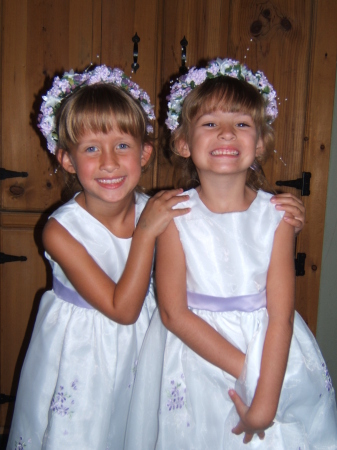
[7, 66, 189, 450]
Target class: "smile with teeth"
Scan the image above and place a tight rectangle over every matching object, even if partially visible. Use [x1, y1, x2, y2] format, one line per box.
[97, 177, 125, 185]
[211, 149, 239, 156]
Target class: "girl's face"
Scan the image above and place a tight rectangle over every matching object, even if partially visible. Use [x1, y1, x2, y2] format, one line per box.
[179, 110, 263, 179]
[58, 124, 152, 208]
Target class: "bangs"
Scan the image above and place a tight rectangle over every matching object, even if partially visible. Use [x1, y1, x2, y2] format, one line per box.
[57, 84, 147, 149]
[184, 77, 265, 126]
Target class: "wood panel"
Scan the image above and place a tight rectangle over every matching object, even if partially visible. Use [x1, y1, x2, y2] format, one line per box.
[0, 0, 104, 431]
[100, 0, 163, 189]
[297, 0, 337, 333]
[228, 1, 315, 326]
[157, 0, 231, 188]
[1, 0, 102, 212]
[0, 213, 50, 431]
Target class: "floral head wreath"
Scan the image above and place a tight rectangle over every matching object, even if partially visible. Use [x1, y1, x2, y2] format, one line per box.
[38, 65, 155, 154]
[165, 58, 278, 132]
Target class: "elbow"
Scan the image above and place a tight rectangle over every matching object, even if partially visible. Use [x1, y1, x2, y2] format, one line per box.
[287, 311, 295, 333]
[107, 308, 141, 325]
[159, 307, 177, 332]
[159, 308, 171, 329]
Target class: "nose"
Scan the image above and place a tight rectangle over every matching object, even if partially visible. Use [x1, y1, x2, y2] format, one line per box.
[99, 150, 119, 172]
[218, 124, 236, 140]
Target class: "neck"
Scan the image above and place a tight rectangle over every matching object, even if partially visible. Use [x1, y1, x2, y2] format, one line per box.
[196, 172, 256, 213]
[76, 191, 136, 238]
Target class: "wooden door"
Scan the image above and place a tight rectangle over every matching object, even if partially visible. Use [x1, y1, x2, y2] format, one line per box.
[157, 0, 337, 334]
[0, 0, 102, 432]
[99, 0, 162, 189]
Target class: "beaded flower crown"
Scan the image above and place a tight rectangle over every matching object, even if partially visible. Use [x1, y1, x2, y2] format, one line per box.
[38, 65, 155, 154]
[165, 58, 278, 131]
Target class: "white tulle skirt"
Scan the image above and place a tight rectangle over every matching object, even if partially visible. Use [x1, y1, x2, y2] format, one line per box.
[7, 292, 153, 450]
[125, 308, 337, 450]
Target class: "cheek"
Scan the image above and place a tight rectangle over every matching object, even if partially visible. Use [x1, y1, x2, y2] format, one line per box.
[74, 158, 96, 180]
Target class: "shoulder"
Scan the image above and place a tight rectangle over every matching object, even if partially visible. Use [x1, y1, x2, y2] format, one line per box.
[253, 190, 284, 224]
[49, 195, 79, 222]
[135, 191, 150, 222]
[135, 191, 149, 205]
[172, 189, 199, 217]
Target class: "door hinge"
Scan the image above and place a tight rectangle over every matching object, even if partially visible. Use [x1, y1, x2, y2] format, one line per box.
[276, 172, 311, 196]
[0, 167, 28, 180]
[0, 393, 15, 404]
[295, 253, 306, 276]
[0, 252, 27, 264]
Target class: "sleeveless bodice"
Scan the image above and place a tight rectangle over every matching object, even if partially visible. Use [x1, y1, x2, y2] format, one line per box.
[173, 189, 283, 298]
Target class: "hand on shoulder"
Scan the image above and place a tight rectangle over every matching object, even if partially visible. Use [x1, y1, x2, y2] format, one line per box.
[270, 193, 305, 235]
[135, 189, 190, 240]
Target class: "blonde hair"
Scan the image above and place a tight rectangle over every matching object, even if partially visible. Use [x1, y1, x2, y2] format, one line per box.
[56, 83, 152, 150]
[55, 83, 153, 197]
[171, 77, 275, 192]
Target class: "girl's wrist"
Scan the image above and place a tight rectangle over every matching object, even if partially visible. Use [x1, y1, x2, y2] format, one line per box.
[133, 224, 157, 245]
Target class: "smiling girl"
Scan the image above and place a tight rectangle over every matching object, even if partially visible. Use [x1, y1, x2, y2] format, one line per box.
[125, 59, 337, 450]
[7, 66, 189, 450]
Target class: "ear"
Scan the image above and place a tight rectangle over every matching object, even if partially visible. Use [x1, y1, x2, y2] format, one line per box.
[255, 136, 264, 157]
[56, 148, 77, 174]
[140, 144, 153, 167]
[175, 139, 191, 158]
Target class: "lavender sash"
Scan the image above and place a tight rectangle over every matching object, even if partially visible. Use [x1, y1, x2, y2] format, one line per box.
[53, 276, 94, 309]
[187, 290, 266, 312]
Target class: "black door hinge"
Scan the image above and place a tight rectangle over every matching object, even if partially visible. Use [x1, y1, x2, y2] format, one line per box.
[276, 172, 311, 196]
[295, 253, 306, 276]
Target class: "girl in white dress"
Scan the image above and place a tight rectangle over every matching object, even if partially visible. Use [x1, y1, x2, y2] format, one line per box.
[7, 66, 190, 450]
[125, 59, 337, 449]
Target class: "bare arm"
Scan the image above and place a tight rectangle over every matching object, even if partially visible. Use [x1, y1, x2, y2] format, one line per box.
[156, 221, 245, 378]
[231, 219, 295, 442]
[43, 190, 190, 324]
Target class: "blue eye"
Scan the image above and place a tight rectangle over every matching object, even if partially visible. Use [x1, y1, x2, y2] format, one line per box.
[117, 143, 129, 150]
[86, 146, 98, 153]
[237, 122, 249, 127]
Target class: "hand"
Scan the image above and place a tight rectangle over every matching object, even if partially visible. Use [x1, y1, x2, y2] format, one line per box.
[229, 389, 273, 444]
[136, 189, 190, 238]
[270, 193, 305, 235]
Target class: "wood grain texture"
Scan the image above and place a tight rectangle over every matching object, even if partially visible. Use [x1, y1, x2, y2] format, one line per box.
[157, 0, 230, 188]
[296, 0, 337, 333]
[0, 219, 51, 430]
[101, 0, 161, 189]
[1, 0, 97, 211]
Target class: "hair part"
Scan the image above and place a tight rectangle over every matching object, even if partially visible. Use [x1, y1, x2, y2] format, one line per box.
[170, 76, 275, 192]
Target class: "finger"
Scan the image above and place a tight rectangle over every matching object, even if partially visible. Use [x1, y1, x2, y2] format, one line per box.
[228, 390, 248, 418]
[271, 192, 303, 202]
[257, 431, 265, 440]
[151, 188, 183, 200]
[271, 194, 304, 209]
[231, 421, 245, 436]
[243, 432, 254, 444]
[275, 202, 305, 215]
[166, 195, 190, 208]
[283, 216, 302, 227]
[170, 207, 191, 217]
